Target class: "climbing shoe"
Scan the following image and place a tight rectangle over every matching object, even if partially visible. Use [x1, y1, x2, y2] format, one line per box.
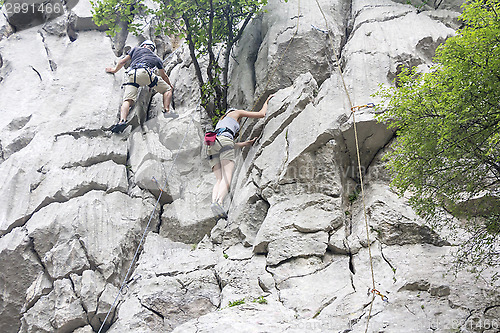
[163, 110, 179, 119]
[111, 121, 127, 133]
[210, 202, 228, 220]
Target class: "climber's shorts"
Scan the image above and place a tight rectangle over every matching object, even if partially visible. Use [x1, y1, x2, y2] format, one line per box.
[123, 68, 171, 102]
[207, 135, 235, 169]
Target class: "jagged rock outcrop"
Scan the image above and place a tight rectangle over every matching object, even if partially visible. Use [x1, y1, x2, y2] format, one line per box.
[1, 0, 499, 333]
[3, 0, 78, 31]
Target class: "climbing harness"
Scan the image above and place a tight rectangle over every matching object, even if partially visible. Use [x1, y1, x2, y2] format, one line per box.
[207, 141, 235, 163]
[205, 108, 241, 166]
[204, 127, 237, 146]
[205, 127, 237, 165]
[97, 114, 194, 333]
[121, 43, 181, 91]
[122, 66, 159, 89]
[313, 0, 381, 332]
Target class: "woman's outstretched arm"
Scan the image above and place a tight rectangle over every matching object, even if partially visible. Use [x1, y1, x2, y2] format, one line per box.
[227, 94, 275, 121]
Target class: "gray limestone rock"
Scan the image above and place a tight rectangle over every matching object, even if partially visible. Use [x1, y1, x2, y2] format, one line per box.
[70, 270, 119, 330]
[216, 254, 274, 307]
[105, 297, 164, 333]
[73, 326, 95, 333]
[108, 233, 222, 331]
[43, 238, 90, 279]
[222, 182, 270, 247]
[227, 16, 263, 108]
[52, 279, 87, 332]
[137, 271, 220, 330]
[24, 271, 52, 311]
[20, 278, 87, 333]
[253, 0, 348, 100]
[0, 13, 15, 40]
[71, 0, 107, 32]
[0, 228, 43, 333]
[134, 233, 220, 277]
[171, 301, 335, 333]
[26, 191, 158, 282]
[3, 0, 69, 31]
[277, 255, 353, 318]
[253, 194, 342, 265]
[1, 1, 499, 333]
[347, 182, 449, 250]
[19, 292, 56, 333]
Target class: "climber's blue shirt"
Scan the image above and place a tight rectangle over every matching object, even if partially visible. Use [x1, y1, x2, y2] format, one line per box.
[128, 47, 164, 70]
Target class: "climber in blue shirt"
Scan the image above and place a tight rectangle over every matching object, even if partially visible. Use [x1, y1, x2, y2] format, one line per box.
[105, 40, 176, 133]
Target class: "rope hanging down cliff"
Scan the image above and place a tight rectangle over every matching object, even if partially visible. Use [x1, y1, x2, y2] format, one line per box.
[98, 115, 194, 333]
[313, 0, 381, 332]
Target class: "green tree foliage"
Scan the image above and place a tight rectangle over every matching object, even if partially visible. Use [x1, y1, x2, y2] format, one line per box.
[90, 0, 143, 35]
[91, 0, 271, 122]
[376, 0, 500, 272]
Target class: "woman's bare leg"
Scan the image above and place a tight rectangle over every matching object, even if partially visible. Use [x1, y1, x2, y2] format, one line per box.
[212, 163, 222, 203]
[215, 159, 235, 203]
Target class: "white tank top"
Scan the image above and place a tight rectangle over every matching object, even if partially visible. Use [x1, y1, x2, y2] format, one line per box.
[215, 116, 240, 139]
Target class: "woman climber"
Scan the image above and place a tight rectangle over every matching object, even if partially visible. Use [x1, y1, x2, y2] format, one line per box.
[208, 94, 275, 219]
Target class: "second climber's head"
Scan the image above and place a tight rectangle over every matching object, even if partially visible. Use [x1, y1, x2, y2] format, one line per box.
[140, 40, 156, 52]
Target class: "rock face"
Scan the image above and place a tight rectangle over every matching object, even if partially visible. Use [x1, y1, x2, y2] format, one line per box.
[3, 0, 78, 31]
[0, 0, 499, 333]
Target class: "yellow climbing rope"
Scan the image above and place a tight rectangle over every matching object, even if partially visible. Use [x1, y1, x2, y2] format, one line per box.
[313, 1, 379, 332]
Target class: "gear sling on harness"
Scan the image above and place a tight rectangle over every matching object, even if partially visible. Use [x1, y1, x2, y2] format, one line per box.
[204, 127, 236, 145]
[123, 64, 159, 89]
[205, 127, 236, 162]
